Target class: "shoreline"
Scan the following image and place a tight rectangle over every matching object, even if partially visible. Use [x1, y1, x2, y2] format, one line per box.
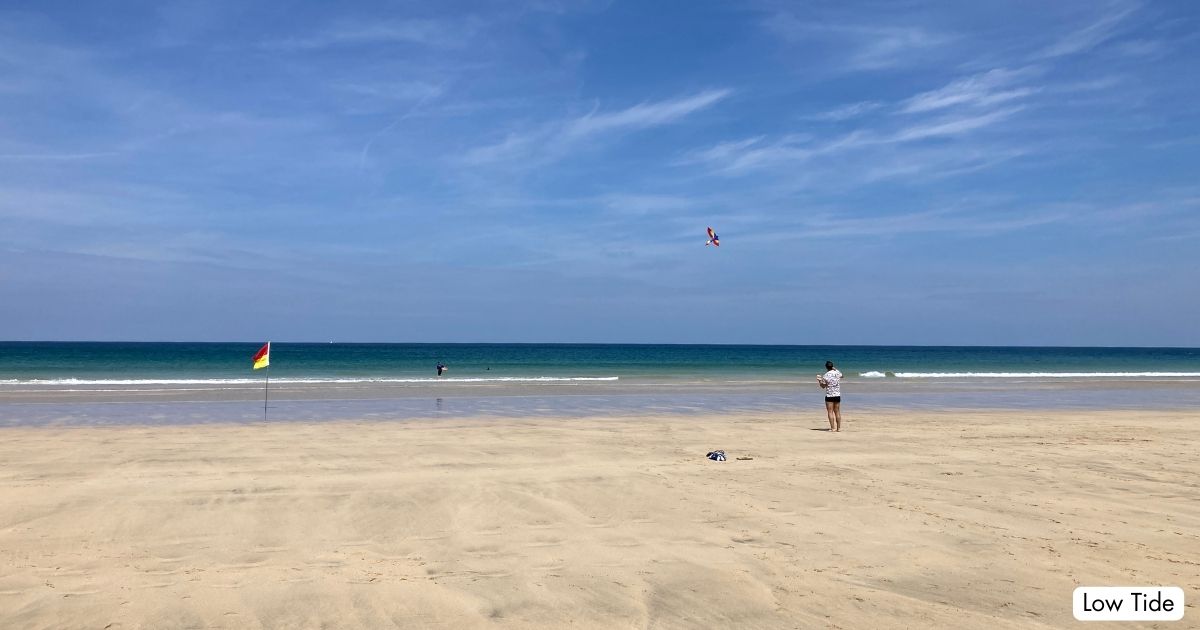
[2, 409, 1197, 628]
[4, 379, 1200, 427]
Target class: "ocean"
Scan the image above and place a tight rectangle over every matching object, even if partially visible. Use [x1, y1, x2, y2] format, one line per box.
[1, 342, 1198, 425]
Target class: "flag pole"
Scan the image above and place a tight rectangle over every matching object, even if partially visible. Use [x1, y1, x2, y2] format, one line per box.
[253, 341, 271, 420]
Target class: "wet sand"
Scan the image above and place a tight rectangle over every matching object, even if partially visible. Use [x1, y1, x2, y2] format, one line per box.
[1, 409, 1197, 628]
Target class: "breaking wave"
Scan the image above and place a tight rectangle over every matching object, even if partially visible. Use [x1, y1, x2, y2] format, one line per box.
[889, 372, 1200, 378]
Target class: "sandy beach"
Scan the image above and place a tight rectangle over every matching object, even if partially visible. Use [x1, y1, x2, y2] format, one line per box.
[1, 409, 1196, 629]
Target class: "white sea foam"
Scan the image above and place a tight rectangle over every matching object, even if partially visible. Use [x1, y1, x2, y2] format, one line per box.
[860, 371, 889, 378]
[890, 372, 1200, 379]
[0, 376, 620, 386]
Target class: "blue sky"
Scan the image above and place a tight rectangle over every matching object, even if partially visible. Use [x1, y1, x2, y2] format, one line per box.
[2, 0, 1198, 345]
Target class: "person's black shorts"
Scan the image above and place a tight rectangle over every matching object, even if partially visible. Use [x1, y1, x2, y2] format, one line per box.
[825, 396, 841, 403]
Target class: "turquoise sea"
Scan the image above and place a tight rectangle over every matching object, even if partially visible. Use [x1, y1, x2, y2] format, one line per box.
[3, 342, 1200, 382]
[1, 342, 1198, 425]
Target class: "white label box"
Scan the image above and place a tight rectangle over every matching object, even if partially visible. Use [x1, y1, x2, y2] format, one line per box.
[1073, 587, 1185, 621]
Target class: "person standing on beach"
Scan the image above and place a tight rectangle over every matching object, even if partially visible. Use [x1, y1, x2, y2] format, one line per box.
[817, 360, 843, 432]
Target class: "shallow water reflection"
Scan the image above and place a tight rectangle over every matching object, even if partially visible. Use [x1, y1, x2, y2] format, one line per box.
[2, 383, 1199, 427]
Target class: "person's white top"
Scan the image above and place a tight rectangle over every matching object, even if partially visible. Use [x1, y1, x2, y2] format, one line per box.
[823, 369, 842, 397]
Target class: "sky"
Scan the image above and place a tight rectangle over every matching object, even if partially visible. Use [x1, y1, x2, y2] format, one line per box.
[1, 0, 1198, 345]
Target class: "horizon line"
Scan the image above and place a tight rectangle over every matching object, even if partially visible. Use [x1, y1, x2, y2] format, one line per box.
[1, 340, 1197, 350]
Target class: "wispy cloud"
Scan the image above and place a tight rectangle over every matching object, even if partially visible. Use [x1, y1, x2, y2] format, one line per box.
[858, 146, 1030, 184]
[891, 106, 1024, 142]
[262, 18, 480, 51]
[0, 184, 190, 228]
[688, 105, 1022, 176]
[461, 132, 538, 165]
[684, 58, 1044, 183]
[683, 136, 767, 165]
[681, 133, 844, 174]
[358, 88, 443, 167]
[337, 81, 444, 103]
[842, 26, 951, 70]
[1053, 76, 1123, 93]
[810, 207, 1070, 238]
[736, 205, 1071, 243]
[1035, 2, 1139, 59]
[563, 90, 731, 139]
[461, 89, 732, 165]
[900, 68, 1038, 114]
[804, 101, 883, 121]
[764, 14, 952, 71]
[1116, 38, 1168, 58]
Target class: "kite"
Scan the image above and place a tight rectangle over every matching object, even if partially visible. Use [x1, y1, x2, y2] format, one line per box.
[706, 227, 720, 247]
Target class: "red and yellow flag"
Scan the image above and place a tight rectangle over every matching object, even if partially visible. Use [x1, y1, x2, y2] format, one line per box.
[252, 342, 270, 370]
